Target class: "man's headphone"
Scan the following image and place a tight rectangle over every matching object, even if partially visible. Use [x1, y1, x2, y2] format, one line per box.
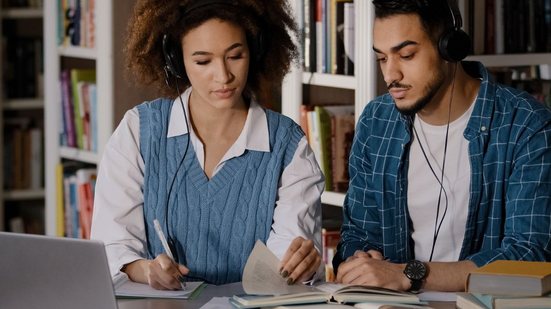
[162, 0, 265, 83]
[438, 0, 471, 62]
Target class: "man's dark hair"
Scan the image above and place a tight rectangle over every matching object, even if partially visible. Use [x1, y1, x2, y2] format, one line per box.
[372, 0, 459, 45]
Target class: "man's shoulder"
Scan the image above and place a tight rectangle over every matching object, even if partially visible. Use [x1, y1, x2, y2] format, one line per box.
[493, 84, 551, 126]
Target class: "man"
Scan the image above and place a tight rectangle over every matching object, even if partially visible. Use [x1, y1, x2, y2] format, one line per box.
[333, 0, 551, 292]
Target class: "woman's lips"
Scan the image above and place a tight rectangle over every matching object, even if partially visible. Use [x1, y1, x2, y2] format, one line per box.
[213, 88, 236, 99]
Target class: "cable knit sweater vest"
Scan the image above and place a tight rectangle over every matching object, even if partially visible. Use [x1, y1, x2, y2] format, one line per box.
[138, 98, 303, 284]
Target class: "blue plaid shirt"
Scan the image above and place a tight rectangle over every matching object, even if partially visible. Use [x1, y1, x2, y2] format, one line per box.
[334, 62, 551, 269]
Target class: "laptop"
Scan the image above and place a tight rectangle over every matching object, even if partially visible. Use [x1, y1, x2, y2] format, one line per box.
[0, 232, 118, 309]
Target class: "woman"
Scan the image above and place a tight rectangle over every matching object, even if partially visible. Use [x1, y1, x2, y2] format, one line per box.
[90, 0, 324, 290]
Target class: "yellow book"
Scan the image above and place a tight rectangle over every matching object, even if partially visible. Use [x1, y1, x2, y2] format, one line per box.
[55, 163, 65, 237]
[466, 260, 551, 296]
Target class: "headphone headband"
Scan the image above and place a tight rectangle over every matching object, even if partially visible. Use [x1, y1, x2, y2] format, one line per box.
[444, 0, 462, 30]
[181, 0, 237, 16]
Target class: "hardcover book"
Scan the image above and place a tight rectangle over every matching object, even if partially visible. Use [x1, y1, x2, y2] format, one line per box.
[466, 260, 551, 296]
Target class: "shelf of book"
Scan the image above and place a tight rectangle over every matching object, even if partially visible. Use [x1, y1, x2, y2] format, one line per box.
[467, 53, 551, 67]
[0, 4, 45, 232]
[282, 0, 375, 208]
[44, 0, 158, 237]
[3, 98, 44, 110]
[57, 46, 97, 60]
[59, 147, 99, 165]
[0, 8, 42, 19]
[4, 189, 45, 201]
[302, 73, 356, 89]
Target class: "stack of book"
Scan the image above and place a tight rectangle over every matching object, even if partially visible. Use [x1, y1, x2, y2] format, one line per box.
[457, 260, 551, 309]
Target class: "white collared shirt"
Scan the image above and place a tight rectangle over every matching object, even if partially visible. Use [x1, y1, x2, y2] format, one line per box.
[91, 88, 325, 281]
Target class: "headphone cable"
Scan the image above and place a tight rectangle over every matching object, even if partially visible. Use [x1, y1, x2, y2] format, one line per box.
[411, 63, 458, 262]
[163, 79, 191, 265]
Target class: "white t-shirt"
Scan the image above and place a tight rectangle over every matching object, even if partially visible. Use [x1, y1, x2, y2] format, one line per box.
[407, 101, 475, 262]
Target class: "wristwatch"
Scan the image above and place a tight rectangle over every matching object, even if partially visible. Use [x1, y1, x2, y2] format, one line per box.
[403, 260, 427, 293]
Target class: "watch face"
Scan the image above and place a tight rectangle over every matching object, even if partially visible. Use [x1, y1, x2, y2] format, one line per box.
[404, 260, 426, 280]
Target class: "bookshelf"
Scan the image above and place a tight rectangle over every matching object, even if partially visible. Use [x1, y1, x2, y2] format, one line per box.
[0, 3, 45, 233]
[282, 0, 378, 207]
[43, 0, 155, 237]
[282, 0, 551, 208]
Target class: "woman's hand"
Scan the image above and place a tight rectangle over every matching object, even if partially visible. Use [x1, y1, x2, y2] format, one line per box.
[279, 236, 321, 284]
[123, 254, 189, 290]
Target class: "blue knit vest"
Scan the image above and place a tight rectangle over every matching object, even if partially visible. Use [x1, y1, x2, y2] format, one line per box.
[137, 98, 303, 285]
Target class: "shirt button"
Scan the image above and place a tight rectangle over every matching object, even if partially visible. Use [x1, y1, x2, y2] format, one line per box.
[481, 126, 487, 132]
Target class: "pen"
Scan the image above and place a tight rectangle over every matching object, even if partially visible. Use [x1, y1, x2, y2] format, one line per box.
[153, 218, 186, 289]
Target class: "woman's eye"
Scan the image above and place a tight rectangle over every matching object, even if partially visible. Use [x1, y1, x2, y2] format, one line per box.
[196, 60, 210, 65]
[228, 54, 243, 60]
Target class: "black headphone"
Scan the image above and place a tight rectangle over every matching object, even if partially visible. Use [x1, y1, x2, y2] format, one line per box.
[438, 0, 471, 62]
[162, 0, 265, 83]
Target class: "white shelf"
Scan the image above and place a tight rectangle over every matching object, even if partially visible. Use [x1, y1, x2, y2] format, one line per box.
[45, 0, 157, 236]
[3, 98, 44, 110]
[302, 73, 356, 89]
[59, 146, 99, 164]
[467, 53, 551, 67]
[4, 189, 45, 201]
[1, 8, 43, 19]
[321, 191, 345, 207]
[58, 46, 97, 60]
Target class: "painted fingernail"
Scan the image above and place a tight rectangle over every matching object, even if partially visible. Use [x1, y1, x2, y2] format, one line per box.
[287, 277, 295, 285]
[281, 270, 289, 278]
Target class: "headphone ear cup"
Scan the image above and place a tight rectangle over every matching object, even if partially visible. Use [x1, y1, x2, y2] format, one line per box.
[255, 30, 265, 64]
[162, 34, 186, 80]
[438, 28, 471, 62]
[247, 30, 265, 67]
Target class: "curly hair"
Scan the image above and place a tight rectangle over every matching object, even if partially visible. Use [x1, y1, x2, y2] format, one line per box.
[372, 0, 458, 45]
[124, 0, 299, 102]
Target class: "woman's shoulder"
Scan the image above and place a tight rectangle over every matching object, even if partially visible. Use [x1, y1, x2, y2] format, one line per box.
[136, 97, 173, 111]
[264, 108, 299, 130]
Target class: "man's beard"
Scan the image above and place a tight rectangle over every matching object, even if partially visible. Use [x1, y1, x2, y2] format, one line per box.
[392, 69, 446, 116]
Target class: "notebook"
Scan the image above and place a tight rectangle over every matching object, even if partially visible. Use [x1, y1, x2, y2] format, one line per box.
[0, 232, 118, 309]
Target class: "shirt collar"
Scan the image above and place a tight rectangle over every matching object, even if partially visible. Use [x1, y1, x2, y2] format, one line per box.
[166, 87, 270, 152]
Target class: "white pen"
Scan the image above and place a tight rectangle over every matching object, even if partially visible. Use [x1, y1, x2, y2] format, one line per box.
[153, 218, 186, 289]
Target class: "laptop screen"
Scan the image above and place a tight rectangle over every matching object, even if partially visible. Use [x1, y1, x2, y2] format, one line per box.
[0, 232, 118, 309]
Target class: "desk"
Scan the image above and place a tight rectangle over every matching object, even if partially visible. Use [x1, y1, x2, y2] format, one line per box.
[117, 282, 244, 309]
[117, 283, 455, 309]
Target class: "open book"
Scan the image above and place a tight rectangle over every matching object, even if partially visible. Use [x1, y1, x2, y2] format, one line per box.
[230, 241, 423, 308]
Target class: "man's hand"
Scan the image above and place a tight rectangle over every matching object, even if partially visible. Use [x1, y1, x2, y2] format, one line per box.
[279, 236, 321, 284]
[335, 250, 410, 291]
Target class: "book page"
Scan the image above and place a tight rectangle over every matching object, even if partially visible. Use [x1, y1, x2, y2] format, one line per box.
[242, 240, 316, 295]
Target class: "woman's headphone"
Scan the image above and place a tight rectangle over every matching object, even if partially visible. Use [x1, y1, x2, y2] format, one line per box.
[162, 0, 265, 83]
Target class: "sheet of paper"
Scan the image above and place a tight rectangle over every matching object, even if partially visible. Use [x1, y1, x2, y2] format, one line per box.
[115, 278, 204, 299]
[242, 240, 315, 295]
[199, 297, 233, 309]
